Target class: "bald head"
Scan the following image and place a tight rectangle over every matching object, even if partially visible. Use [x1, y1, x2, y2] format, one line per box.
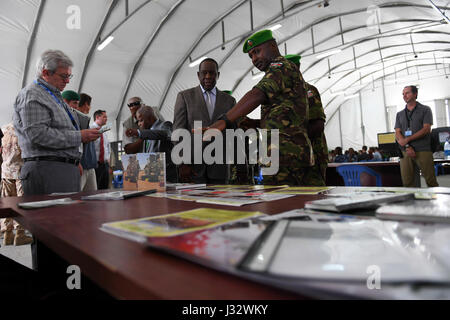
[136, 105, 157, 129]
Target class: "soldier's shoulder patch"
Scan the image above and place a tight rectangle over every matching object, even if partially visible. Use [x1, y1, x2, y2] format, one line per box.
[270, 62, 283, 68]
[307, 90, 314, 98]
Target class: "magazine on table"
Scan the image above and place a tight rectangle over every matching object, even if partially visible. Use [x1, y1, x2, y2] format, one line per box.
[304, 192, 414, 212]
[149, 188, 295, 206]
[376, 194, 450, 224]
[100, 208, 263, 240]
[239, 216, 450, 284]
[165, 183, 207, 190]
[101, 205, 450, 298]
[18, 197, 81, 209]
[81, 189, 156, 200]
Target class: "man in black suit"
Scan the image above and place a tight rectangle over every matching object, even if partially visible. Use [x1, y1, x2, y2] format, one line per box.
[173, 58, 236, 184]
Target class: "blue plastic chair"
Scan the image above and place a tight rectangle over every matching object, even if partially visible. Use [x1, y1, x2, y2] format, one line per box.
[336, 165, 382, 187]
[434, 164, 444, 177]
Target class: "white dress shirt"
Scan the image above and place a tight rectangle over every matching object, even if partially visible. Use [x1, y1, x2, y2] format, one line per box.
[200, 85, 217, 119]
[90, 121, 110, 163]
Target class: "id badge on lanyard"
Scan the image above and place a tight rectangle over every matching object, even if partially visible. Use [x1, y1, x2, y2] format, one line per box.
[405, 108, 414, 137]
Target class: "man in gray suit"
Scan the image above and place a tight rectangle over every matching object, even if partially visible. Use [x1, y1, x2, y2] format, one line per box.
[173, 58, 236, 184]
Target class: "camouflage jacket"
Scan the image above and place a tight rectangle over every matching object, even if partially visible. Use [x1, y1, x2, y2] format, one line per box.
[254, 56, 314, 167]
[306, 83, 329, 166]
[1, 123, 23, 179]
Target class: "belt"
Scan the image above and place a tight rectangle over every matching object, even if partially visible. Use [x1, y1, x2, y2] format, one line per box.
[24, 156, 80, 166]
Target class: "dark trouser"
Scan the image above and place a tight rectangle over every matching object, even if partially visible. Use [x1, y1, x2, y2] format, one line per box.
[95, 162, 110, 190]
[28, 240, 112, 299]
[20, 160, 81, 195]
[20, 160, 81, 271]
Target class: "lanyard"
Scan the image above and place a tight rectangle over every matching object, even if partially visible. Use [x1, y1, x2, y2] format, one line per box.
[144, 139, 150, 153]
[404, 106, 416, 129]
[34, 80, 79, 130]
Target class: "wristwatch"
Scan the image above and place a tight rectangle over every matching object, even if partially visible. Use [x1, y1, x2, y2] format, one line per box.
[218, 113, 233, 129]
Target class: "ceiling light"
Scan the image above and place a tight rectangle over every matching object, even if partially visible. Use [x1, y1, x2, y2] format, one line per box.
[344, 93, 359, 100]
[330, 90, 346, 96]
[252, 73, 264, 80]
[316, 49, 342, 59]
[268, 24, 282, 31]
[97, 36, 114, 51]
[189, 56, 207, 68]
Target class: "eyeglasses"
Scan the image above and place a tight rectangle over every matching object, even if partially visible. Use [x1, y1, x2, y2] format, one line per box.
[127, 101, 141, 108]
[55, 73, 73, 80]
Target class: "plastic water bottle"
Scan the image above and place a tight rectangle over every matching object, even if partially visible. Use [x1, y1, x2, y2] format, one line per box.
[444, 139, 450, 160]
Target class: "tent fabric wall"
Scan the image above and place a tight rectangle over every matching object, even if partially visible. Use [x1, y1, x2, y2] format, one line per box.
[0, 0, 449, 147]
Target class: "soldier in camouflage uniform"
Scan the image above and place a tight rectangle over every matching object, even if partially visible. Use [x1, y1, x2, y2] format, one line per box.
[125, 155, 140, 183]
[1, 123, 33, 245]
[202, 29, 314, 186]
[285, 54, 329, 186]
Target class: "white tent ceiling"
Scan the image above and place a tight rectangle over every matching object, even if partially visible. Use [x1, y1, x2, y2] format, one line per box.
[1, 0, 449, 147]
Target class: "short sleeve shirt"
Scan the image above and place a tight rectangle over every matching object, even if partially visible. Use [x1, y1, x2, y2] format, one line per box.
[394, 102, 433, 152]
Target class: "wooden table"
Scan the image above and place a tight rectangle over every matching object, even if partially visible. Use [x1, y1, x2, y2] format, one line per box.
[0, 191, 326, 300]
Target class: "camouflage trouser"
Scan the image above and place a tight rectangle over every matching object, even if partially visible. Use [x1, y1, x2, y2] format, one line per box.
[263, 165, 310, 186]
[1, 178, 23, 232]
[302, 162, 327, 186]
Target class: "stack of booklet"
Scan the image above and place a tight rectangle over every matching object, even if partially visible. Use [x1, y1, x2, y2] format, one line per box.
[166, 183, 206, 190]
[304, 192, 414, 212]
[100, 208, 450, 299]
[376, 194, 450, 224]
[81, 189, 156, 201]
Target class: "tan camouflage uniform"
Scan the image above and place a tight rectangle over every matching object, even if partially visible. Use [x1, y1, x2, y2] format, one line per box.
[1, 123, 24, 232]
[254, 56, 314, 185]
[303, 84, 329, 186]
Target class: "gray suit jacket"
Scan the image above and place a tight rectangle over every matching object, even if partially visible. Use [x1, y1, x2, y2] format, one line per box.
[173, 86, 236, 182]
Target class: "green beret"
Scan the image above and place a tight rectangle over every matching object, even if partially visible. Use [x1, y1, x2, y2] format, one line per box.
[284, 54, 301, 66]
[223, 90, 233, 95]
[243, 29, 274, 53]
[62, 90, 80, 101]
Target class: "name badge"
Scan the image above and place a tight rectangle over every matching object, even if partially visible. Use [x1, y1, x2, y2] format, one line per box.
[405, 130, 412, 137]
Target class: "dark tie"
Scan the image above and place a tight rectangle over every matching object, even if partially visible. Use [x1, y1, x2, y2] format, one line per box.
[205, 91, 214, 119]
[99, 133, 104, 163]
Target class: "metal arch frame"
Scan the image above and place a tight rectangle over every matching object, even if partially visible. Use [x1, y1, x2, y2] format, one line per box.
[115, 0, 185, 138]
[190, 0, 320, 66]
[231, 21, 448, 94]
[305, 34, 450, 84]
[156, 0, 249, 113]
[323, 51, 450, 114]
[325, 62, 449, 147]
[97, 0, 155, 45]
[308, 48, 450, 84]
[318, 44, 450, 103]
[21, 0, 46, 88]
[230, 31, 450, 93]
[228, 2, 450, 95]
[301, 25, 449, 75]
[212, 1, 444, 67]
[325, 61, 450, 126]
[77, 0, 119, 93]
[157, 0, 320, 114]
